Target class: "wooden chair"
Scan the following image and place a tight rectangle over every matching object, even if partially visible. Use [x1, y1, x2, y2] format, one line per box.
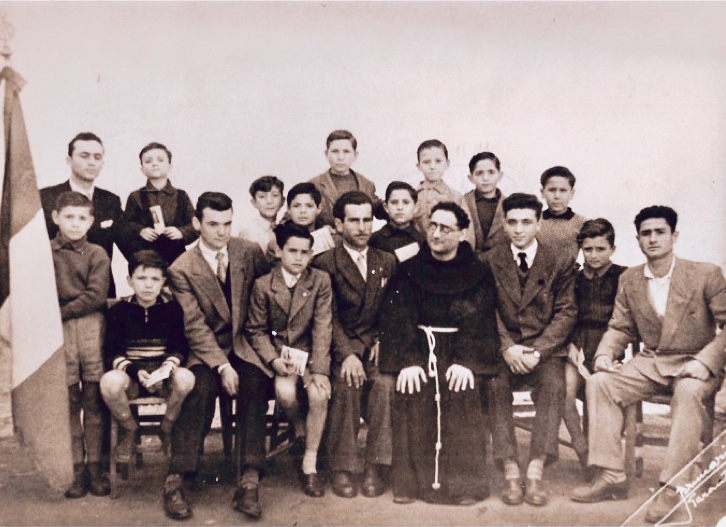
[109, 396, 167, 499]
[623, 392, 717, 478]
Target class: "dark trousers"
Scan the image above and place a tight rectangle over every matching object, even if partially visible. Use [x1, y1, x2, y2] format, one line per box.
[327, 362, 394, 473]
[169, 364, 219, 475]
[485, 357, 566, 466]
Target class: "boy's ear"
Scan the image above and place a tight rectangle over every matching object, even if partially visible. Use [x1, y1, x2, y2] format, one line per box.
[274, 245, 283, 259]
[51, 210, 60, 225]
[249, 197, 259, 210]
[467, 173, 475, 185]
[192, 216, 201, 231]
[382, 202, 390, 216]
[127, 275, 133, 287]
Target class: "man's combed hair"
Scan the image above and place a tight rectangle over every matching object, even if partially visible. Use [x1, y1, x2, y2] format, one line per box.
[68, 132, 103, 156]
[332, 191, 373, 221]
[431, 201, 470, 230]
[274, 221, 314, 249]
[128, 249, 169, 277]
[54, 191, 94, 214]
[634, 205, 678, 233]
[502, 193, 543, 219]
[577, 218, 616, 247]
[195, 192, 233, 219]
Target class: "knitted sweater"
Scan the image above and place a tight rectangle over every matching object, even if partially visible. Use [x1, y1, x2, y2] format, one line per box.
[537, 208, 586, 263]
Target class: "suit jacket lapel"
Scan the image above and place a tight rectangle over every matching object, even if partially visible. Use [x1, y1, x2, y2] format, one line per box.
[289, 268, 314, 322]
[190, 245, 231, 323]
[270, 267, 292, 319]
[658, 260, 694, 349]
[492, 246, 522, 305]
[318, 172, 340, 212]
[228, 241, 246, 336]
[521, 249, 549, 307]
[465, 192, 484, 248]
[336, 246, 366, 294]
[488, 195, 505, 244]
[631, 266, 663, 338]
[362, 249, 383, 306]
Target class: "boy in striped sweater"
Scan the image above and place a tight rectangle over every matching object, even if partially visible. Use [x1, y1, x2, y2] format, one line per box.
[100, 250, 194, 473]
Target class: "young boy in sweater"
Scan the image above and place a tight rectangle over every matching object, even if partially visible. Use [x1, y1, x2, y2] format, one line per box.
[538, 166, 585, 262]
[100, 250, 194, 475]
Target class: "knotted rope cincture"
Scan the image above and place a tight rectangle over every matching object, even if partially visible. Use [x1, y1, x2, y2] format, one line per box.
[417, 325, 459, 491]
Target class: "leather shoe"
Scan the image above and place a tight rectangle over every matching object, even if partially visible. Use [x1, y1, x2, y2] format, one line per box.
[64, 464, 88, 499]
[361, 465, 385, 498]
[524, 478, 548, 506]
[645, 486, 681, 523]
[331, 471, 357, 498]
[163, 474, 192, 521]
[570, 474, 629, 503]
[87, 462, 111, 497]
[393, 495, 416, 504]
[233, 484, 262, 519]
[501, 478, 524, 505]
[303, 473, 325, 498]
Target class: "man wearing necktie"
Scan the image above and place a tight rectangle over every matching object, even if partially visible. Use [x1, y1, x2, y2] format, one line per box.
[166, 192, 270, 521]
[40, 132, 124, 297]
[482, 193, 577, 508]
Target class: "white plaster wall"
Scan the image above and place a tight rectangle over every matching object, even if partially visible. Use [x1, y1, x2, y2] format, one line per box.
[2, 1, 725, 294]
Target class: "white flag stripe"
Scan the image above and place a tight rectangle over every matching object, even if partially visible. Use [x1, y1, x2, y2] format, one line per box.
[7, 210, 63, 389]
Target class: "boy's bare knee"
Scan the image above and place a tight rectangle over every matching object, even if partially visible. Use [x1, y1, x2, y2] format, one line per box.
[274, 377, 298, 405]
[170, 367, 195, 395]
[100, 370, 130, 399]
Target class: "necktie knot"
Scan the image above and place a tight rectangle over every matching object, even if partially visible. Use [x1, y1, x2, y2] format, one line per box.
[518, 252, 529, 273]
[215, 252, 227, 282]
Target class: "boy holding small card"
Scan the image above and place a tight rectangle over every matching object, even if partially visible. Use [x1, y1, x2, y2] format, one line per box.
[100, 250, 194, 476]
[119, 142, 198, 265]
[245, 222, 333, 498]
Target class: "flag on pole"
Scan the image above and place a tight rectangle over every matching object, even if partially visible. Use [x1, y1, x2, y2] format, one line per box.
[0, 66, 72, 490]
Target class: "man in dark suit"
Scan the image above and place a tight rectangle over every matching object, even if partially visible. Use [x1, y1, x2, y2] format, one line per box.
[40, 132, 123, 297]
[571, 206, 726, 524]
[166, 192, 270, 521]
[484, 193, 577, 507]
[314, 191, 397, 498]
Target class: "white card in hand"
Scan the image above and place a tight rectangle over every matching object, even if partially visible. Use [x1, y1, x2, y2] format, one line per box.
[281, 345, 308, 376]
[146, 366, 171, 386]
[394, 242, 420, 262]
[150, 205, 166, 234]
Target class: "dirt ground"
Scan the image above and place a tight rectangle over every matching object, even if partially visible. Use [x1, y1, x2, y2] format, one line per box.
[3, 415, 725, 527]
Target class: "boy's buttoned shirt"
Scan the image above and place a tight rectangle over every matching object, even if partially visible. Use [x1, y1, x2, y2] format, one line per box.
[643, 256, 676, 317]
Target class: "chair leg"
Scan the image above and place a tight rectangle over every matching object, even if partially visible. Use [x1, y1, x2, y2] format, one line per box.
[109, 418, 118, 499]
[220, 395, 233, 459]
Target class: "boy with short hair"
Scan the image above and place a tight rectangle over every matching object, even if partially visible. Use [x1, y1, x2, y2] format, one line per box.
[286, 182, 339, 254]
[464, 151, 508, 255]
[246, 222, 333, 498]
[310, 129, 382, 227]
[100, 250, 195, 476]
[538, 166, 586, 263]
[413, 139, 475, 249]
[369, 181, 424, 260]
[51, 191, 112, 499]
[562, 219, 627, 469]
[119, 142, 198, 265]
[238, 175, 285, 259]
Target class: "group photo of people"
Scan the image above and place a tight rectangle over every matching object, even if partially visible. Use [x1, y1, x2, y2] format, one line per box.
[1, 3, 726, 527]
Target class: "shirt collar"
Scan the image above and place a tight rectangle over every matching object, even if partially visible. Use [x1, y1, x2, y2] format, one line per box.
[280, 266, 301, 288]
[51, 232, 89, 252]
[68, 179, 95, 200]
[142, 179, 175, 194]
[343, 243, 368, 262]
[418, 179, 448, 193]
[644, 256, 676, 281]
[475, 188, 501, 202]
[510, 239, 538, 263]
[128, 294, 165, 307]
[543, 207, 575, 220]
[198, 239, 228, 260]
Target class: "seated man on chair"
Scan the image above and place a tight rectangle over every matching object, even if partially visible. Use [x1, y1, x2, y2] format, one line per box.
[571, 205, 726, 524]
[166, 192, 270, 521]
[101, 250, 195, 474]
